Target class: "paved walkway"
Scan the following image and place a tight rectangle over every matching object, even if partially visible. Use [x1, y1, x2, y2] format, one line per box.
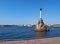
[0, 37, 60, 44]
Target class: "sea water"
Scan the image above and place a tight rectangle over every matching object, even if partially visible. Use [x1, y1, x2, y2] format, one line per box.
[0, 26, 60, 40]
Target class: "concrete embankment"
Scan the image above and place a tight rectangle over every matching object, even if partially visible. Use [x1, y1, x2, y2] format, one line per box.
[0, 37, 60, 44]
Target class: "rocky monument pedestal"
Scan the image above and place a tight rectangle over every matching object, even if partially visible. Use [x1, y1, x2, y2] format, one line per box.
[35, 18, 49, 32]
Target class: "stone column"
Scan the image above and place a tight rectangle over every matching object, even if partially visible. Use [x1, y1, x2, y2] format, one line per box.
[40, 8, 42, 19]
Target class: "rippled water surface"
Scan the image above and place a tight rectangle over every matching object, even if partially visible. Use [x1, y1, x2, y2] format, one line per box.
[0, 26, 60, 40]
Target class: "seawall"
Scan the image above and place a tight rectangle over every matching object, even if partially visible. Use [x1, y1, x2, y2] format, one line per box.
[0, 37, 60, 44]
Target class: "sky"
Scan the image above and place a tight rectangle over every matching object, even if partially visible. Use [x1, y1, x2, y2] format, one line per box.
[0, 0, 60, 25]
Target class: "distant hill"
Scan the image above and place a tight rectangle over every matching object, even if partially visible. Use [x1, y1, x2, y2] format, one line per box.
[47, 24, 60, 27]
[52, 24, 60, 26]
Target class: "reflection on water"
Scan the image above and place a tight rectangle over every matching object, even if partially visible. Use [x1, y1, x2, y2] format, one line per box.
[35, 32, 45, 38]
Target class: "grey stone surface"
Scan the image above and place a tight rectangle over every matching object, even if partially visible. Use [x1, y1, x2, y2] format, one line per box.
[0, 37, 60, 44]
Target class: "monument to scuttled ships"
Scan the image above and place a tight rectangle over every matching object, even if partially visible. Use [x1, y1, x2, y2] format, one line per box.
[35, 8, 49, 32]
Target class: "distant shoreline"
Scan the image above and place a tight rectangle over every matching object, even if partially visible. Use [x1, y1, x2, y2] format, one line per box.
[0, 24, 60, 27]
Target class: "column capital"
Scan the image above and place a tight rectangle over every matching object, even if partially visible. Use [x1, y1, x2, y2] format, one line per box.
[40, 8, 42, 11]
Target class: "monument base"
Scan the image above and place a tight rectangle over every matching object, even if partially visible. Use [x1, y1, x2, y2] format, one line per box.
[35, 29, 50, 32]
[35, 24, 50, 32]
[35, 26, 50, 32]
